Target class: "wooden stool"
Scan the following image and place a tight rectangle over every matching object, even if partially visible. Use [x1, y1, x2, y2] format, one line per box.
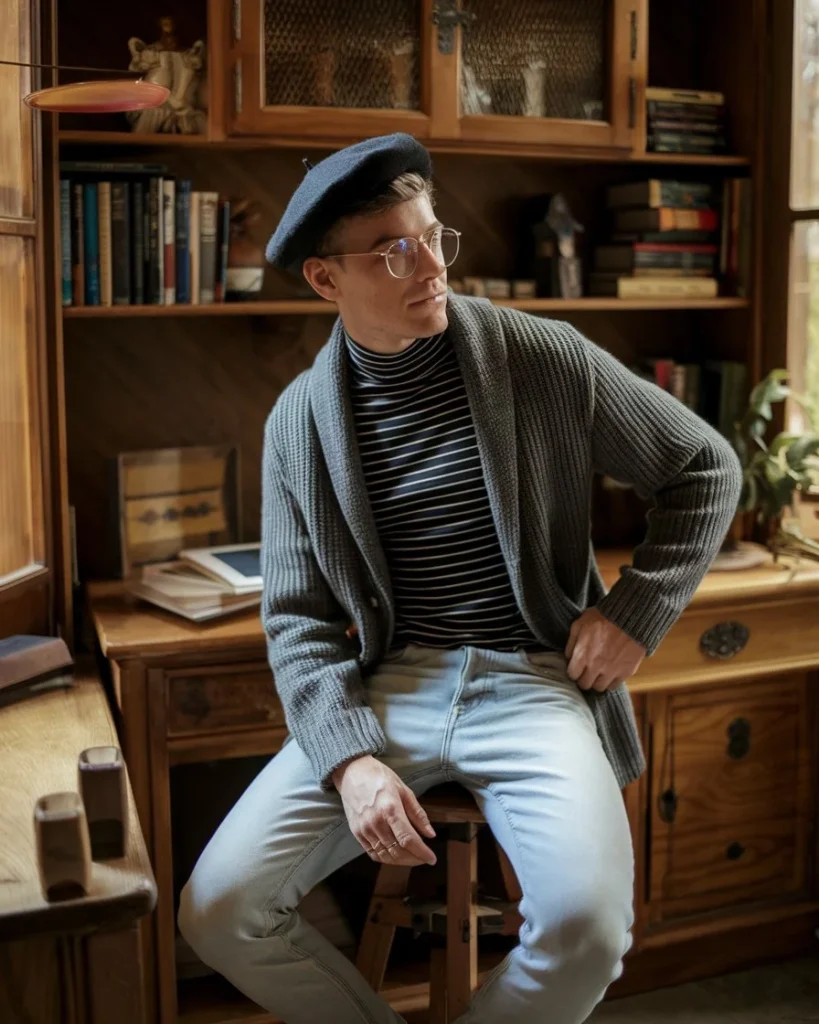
[357, 783, 523, 1023]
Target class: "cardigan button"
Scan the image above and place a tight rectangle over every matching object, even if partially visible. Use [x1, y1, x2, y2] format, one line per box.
[369, 596, 379, 609]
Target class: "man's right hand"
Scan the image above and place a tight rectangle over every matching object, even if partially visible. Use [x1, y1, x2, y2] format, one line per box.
[332, 755, 437, 867]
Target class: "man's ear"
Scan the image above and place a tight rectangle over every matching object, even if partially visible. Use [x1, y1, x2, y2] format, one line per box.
[302, 257, 340, 301]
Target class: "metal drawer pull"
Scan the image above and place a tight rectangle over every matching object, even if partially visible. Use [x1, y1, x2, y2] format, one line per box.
[700, 621, 749, 659]
[178, 686, 211, 721]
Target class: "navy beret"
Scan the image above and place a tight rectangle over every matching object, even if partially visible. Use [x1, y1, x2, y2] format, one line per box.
[265, 133, 433, 275]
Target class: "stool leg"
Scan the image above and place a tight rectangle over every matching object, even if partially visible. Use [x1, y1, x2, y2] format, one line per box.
[356, 864, 412, 992]
[446, 823, 478, 1020]
[429, 947, 448, 1024]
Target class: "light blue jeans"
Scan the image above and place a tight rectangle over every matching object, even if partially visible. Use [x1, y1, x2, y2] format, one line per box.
[178, 644, 635, 1024]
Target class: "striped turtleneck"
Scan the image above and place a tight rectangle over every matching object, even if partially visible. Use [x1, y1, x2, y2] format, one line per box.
[345, 329, 547, 652]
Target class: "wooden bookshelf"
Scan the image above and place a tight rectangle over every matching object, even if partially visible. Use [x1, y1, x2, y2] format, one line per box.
[62, 297, 750, 318]
[57, 130, 752, 167]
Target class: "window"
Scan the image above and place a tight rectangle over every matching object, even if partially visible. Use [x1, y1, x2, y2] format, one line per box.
[788, 0, 819, 432]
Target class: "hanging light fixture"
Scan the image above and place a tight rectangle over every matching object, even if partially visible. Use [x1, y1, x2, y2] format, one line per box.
[0, 59, 169, 113]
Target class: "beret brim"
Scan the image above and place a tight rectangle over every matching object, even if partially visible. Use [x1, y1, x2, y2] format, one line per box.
[265, 133, 433, 276]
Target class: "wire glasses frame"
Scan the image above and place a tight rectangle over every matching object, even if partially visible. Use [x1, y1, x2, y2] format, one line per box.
[324, 226, 461, 279]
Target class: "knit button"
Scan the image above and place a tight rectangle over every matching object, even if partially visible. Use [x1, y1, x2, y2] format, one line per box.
[369, 596, 379, 608]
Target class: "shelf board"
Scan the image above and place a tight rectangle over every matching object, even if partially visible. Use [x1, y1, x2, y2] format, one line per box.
[57, 130, 751, 166]
[62, 297, 750, 318]
[636, 152, 750, 166]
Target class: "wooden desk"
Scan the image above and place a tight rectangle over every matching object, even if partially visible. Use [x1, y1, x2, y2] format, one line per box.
[88, 550, 819, 1023]
[0, 665, 157, 1024]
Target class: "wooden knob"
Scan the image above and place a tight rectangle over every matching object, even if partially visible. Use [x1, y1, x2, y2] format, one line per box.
[34, 791, 91, 901]
[78, 746, 127, 860]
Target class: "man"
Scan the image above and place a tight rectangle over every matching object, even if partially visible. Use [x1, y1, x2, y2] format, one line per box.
[179, 133, 742, 1023]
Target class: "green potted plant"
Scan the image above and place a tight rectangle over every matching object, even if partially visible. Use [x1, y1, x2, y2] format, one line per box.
[725, 369, 819, 564]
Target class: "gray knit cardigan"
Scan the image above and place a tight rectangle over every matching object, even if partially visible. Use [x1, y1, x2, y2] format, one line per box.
[261, 294, 743, 790]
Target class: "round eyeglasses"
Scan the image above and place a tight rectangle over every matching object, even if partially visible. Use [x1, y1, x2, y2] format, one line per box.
[325, 226, 461, 280]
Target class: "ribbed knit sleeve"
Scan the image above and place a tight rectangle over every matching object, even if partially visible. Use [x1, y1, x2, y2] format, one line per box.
[581, 331, 743, 655]
[260, 412, 387, 789]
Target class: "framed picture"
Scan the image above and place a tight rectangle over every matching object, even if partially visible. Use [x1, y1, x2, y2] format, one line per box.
[114, 444, 240, 579]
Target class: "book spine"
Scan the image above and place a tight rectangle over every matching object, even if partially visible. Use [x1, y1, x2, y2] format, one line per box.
[645, 86, 725, 105]
[215, 197, 231, 303]
[147, 177, 162, 304]
[60, 179, 72, 306]
[189, 191, 201, 305]
[659, 208, 719, 231]
[131, 181, 145, 305]
[163, 178, 176, 304]
[175, 180, 191, 304]
[97, 181, 112, 307]
[111, 181, 131, 305]
[648, 135, 724, 153]
[82, 182, 100, 306]
[618, 277, 718, 298]
[647, 100, 724, 120]
[71, 182, 85, 306]
[199, 192, 219, 304]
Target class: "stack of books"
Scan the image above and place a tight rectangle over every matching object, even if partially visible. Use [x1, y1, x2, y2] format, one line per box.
[59, 160, 232, 308]
[590, 178, 721, 299]
[645, 86, 728, 155]
[631, 357, 748, 441]
[126, 543, 262, 622]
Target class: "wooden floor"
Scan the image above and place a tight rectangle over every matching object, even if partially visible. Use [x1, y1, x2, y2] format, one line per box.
[404, 952, 819, 1023]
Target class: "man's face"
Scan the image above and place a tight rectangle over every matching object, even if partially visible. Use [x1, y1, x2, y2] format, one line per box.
[305, 195, 450, 349]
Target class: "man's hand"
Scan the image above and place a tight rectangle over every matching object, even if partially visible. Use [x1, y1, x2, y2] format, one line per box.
[332, 755, 437, 867]
[565, 608, 646, 692]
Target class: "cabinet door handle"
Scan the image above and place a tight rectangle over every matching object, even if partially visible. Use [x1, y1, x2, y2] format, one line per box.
[726, 842, 745, 861]
[700, 621, 750, 659]
[630, 9, 639, 60]
[432, 1, 477, 55]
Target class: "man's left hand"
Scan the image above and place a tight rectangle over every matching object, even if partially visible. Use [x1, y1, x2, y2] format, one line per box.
[564, 608, 646, 692]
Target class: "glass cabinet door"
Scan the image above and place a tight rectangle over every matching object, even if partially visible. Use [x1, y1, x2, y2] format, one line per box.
[230, 0, 434, 138]
[449, 0, 645, 149]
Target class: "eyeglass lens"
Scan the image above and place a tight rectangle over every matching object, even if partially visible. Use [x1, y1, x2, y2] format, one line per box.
[385, 228, 460, 279]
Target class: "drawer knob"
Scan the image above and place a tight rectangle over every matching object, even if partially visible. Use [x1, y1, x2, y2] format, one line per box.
[700, 621, 749, 660]
[727, 717, 751, 759]
[726, 842, 745, 861]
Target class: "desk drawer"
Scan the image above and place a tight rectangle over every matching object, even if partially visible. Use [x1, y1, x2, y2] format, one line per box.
[166, 663, 285, 736]
[641, 595, 819, 687]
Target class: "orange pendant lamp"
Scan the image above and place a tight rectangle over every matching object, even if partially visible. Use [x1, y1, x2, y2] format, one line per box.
[1, 59, 169, 113]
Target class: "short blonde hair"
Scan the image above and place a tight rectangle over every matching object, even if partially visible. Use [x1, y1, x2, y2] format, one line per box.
[316, 172, 435, 257]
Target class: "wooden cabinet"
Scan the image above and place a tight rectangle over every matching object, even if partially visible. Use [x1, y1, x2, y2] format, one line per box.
[223, 0, 646, 151]
[645, 676, 814, 927]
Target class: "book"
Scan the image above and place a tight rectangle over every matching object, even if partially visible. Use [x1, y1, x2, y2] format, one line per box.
[606, 179, 714, 210]
[97, 181, 112, 307]
[59, 179, 71, 306]
[595, 242, 718, 272]
[178, 542, 262, 595]
[111, 181, 131, 305]
[175, 180, 192, 304]
[70, 182, 84, 306]
[647, 100, 724, 120]
[147, 176, 163, 304]
[645, 86, 725, 105]
[131, 181, 145, 305]
[589, 275, 718, 298]
[82, 181, 100, 306]
[0, 635, 74, 709]
[613, 207, 719, 233]
[648, 134, 725, 153]
[128, 561, 261, 622]
[199, 192, 219, 304]
[189, 191, 201, 305]
[163, 179, 176, 305]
